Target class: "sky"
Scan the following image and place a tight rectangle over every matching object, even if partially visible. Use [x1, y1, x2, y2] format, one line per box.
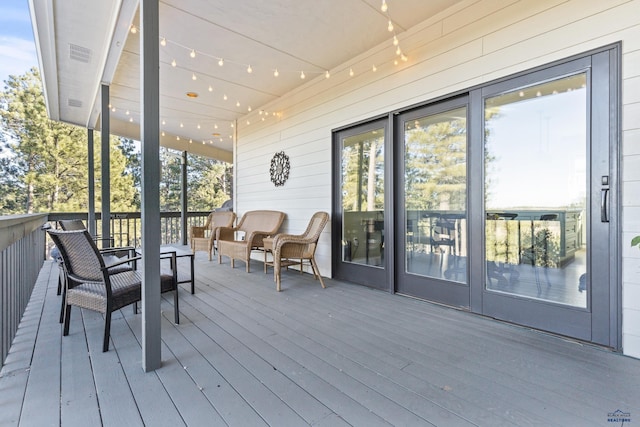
[0, 0, 37, 86]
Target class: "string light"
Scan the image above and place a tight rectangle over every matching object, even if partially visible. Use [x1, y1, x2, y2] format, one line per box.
[130, 25, 137, 34]
[247, 64, 253, 73]
[192, 73, 197, 80]
[218, 58, 224, 66]
[162, 119, 166, 125]
[325, 70, 330, 79]
[381, 0, 388, 12]
[300, 71, 306, 79]
[223, 94, 228, 101]
[171, 59, 176, 67]
[160, 37, 166, 47]
[387, 20, 394, 32]
[372, 64, 377, 72]
[393, 35, 398, 46]
[190, 49, 196, 58]
[349, 68, 354, 77]
[161, 131, 165, 136]
[273, 68, 279, 77]
[236, 101, 240, 107]
[208, 85, 213, 92]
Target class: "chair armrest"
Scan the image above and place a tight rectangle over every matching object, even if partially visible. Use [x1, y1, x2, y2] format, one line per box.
[102, 255, 142, 272]
[273, 233, 314, 250]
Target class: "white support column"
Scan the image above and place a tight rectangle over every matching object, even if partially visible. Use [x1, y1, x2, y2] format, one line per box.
[140, 0, 162, 371]
[100, 84, 111, 246]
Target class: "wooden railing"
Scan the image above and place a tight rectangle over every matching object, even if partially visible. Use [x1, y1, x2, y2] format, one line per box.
[47, 211, 211, 248]
[0, 214, 48, 366]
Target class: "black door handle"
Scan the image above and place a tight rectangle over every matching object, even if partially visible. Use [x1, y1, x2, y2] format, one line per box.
[601, 188, 609, 223]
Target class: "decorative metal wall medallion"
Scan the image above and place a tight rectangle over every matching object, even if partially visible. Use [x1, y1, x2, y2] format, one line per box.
[270, 151, 290, 186]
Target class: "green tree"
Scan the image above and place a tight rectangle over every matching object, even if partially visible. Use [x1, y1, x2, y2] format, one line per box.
[187, 153, 232, 211]
[0, 68, 137, 214]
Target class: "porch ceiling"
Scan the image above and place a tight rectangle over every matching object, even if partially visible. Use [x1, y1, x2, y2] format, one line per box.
[29, 0, 463, 162]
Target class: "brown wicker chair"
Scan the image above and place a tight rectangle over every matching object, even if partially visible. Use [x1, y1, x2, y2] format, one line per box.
[217, 210, 286, 272]
[190, 211, 236, 260]
[265, 211, 329, 291]
[47, 229, 179, 352]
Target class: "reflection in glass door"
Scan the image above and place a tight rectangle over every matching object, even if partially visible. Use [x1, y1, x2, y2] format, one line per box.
[333, 119, 387, 289]
[396, 98, 470, 307]
[484, 73, 587, 308]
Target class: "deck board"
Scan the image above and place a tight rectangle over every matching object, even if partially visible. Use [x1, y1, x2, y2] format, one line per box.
[1, 253, 639, 427]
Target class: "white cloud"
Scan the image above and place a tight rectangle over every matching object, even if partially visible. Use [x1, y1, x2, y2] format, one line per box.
[0, 36, 37, 83]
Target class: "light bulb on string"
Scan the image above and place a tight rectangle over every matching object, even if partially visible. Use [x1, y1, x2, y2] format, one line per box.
[180, 122, 184, 128]
[192, 73, 197, 80]
[247, 64, 253, 73]
[300, 71, 306, 79]
[393, 35, 398, 46]
[223, 94, 228, 101]
[161, 131, 165, 136]
[129, 117, 133, 122]
[248, 106, 252, 112]
[381, 0, 388, 12]
[190, 49, 196, 58]
[236, 101, 240, 107]
[162, 119, 166, 125]
[401, 54, 408, 62]
[349, 68, 354, 77]
[273, 69, 279, 77]
[325, 70, 330, 79]
[208, 85, 213, 92]
[388, 20, 394, 32]
[372, 64, 377, 72]
[396, 46, 402, 56]
[130, 25, 137, 34]
[171, 59, 176, 67]
[218, 58, 224, 66]
[160, 37, 166, 47]
[197, 124, 201, 129]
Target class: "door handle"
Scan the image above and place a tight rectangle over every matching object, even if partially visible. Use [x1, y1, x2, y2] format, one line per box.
[601, 188, 609, 223]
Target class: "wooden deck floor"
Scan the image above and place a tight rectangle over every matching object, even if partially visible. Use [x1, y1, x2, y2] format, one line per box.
[1, 250, 638, 426]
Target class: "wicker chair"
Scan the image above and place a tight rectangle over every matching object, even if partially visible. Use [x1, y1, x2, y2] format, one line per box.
[190, 211, 236, 260]
[47, 229, 179, 352]
[265, 212, 329, 291]
[56, 219, 135, 323]
[217, 210, 286, 272]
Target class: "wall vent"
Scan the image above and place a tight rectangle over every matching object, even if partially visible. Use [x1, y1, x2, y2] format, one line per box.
[68, 98, 83, 108]
[69, 44, 92, 63]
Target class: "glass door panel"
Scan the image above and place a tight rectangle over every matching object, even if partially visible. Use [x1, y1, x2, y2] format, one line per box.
[341, 128, 385, 267]
[405, 107, 468, 284]
[396, 97, 470, 308]
[484, 73, 587, 308]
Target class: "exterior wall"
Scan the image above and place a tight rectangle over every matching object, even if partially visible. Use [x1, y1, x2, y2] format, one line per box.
[234, 0, 640, 357]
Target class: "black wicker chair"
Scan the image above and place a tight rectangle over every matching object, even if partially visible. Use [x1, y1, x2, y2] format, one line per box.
[47, 229, 179, 352]
[56, 219, 135, 323]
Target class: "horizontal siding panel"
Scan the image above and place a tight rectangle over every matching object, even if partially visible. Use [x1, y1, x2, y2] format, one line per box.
[442, 0, 521, 35]
[482, 0, 630, 54]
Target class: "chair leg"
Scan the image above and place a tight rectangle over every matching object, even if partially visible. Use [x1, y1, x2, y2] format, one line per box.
[311, 258, 326, 289]
[59, 285, 67, 323]
[276, 268, 281, 292]
[103, 311, 112, 352]
[63, 304, 72, 336]
[173, 288, 180, 324]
